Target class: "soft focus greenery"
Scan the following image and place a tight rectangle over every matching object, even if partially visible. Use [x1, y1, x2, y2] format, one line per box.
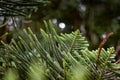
[4, 69, 19, 80]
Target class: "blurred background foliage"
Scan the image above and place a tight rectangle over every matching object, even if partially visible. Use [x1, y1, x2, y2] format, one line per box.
[0, 0, 120, 50]
[0, 0, 120, 79]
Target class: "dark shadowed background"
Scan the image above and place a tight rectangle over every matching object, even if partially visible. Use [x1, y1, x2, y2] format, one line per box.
[0, 0, 120, 50]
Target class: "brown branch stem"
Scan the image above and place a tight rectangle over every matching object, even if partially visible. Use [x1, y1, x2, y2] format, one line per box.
[96, 32, 114, 70]
[97, 32, 114, 61]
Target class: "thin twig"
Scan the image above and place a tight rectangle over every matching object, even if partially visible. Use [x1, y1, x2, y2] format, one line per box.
[97, 32, 114, 61]
[115, 59, 120, 64]
[96, 32, 113, 70]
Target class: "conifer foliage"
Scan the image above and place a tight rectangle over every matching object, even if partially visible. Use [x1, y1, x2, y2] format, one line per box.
[1, 20, 120, 80]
